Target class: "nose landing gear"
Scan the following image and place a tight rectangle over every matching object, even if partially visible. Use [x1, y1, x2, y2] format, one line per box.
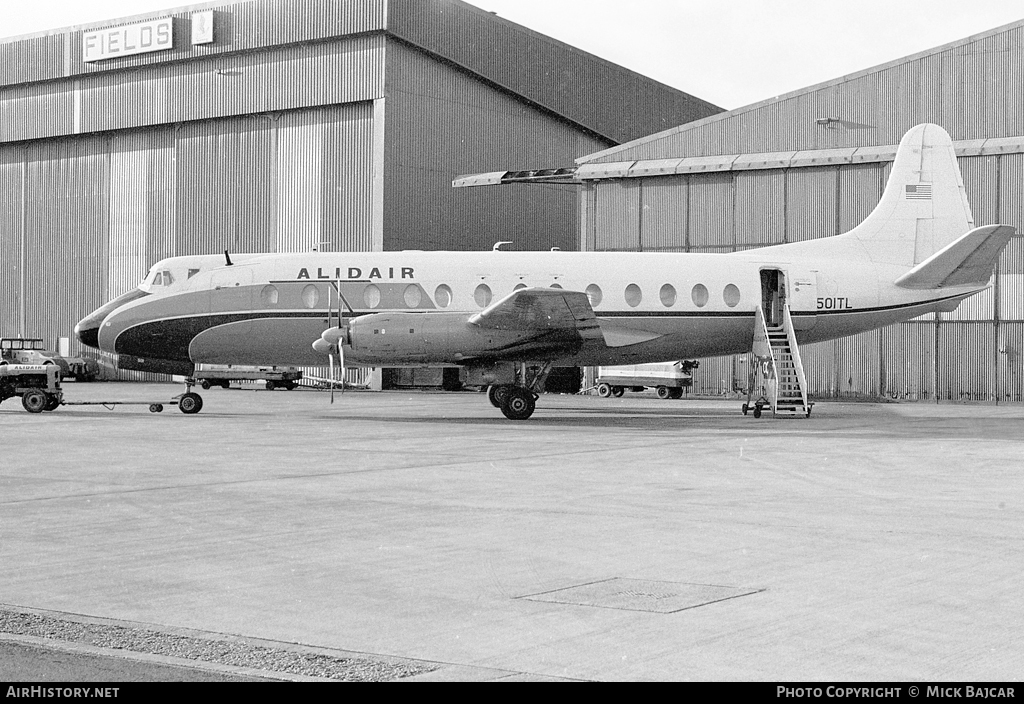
[175, 379, 204, 414]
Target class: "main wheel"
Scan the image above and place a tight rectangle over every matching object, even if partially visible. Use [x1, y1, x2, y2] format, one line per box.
[178, 392, 203, 415]
[597, 383, 612, 398]
[753, 404, 763, 419]
[200, 380, 212, 390]
[149, 404, 164, 413]
[487, 384, 510, 409]
[499, 387, 536, 421]
[742, 403, 749, 415]
[656, 386, 671, 399]
[611, 386, 624, 398]
[669, 387, 684, 399]
[22, 389, 48, 414]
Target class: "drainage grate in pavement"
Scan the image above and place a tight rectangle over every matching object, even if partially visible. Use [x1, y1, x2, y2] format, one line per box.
[518, 578, 763, 614]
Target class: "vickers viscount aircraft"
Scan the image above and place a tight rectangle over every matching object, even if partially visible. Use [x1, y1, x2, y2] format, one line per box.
[75, 124, 1014, 419]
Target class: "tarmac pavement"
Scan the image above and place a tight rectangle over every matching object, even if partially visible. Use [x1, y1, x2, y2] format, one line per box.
[1, 383, 1021, 681]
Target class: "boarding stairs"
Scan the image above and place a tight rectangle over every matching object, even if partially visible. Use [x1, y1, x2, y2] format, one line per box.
[744, 305, 813, 418]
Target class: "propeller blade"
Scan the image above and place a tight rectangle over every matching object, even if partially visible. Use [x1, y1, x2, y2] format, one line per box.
[338, 343, 345, 395]
[329, 352, 336, 404]
[320, 279, 349, 401]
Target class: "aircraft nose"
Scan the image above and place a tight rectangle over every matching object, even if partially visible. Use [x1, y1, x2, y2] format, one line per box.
[74, 319, 100, 349]
[74, 288, 152, 352]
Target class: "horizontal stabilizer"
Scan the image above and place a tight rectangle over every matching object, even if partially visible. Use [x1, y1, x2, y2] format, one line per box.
[895, 225, 1015, 289]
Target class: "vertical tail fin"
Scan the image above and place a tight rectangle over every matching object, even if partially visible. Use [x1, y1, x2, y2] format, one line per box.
[844, 124, 974, 268]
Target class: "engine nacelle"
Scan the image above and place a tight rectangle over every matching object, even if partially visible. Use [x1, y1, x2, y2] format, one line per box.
[344, 312, 539, 365]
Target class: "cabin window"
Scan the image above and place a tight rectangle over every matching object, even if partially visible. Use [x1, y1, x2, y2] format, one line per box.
[586, 284, 602, 306]
[691, 284, 709, 307]
[723, 284, 741, 308]
[364, 284, 382, 309]
[660, 284, 677, 307]
[435, 284, 453, 308]
[474, 284, 492, 307]
[260, 285, 279, 306]
[301, 285, 320, 309]
[403, 284, 422, 308]
[625, 284, 642, 307]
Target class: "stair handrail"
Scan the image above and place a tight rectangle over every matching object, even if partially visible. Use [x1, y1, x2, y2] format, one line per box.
[782, 304, 809, 414]
[753, 305, 779, 412]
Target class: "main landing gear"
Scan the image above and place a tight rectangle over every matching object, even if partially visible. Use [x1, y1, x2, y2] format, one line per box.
[486, 363, 550, 421]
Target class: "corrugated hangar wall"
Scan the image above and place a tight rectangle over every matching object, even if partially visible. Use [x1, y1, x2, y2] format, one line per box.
[0, 103, 377, 368]
[0, 44, 609, 357]
[0, 14, 391, 365]
[383, 40, 609, 252]
[579, 19, 1024, 403]
[0, 0, 720, 383]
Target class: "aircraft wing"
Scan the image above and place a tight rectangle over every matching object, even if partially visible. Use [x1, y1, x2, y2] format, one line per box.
[468, 287, 662, 352]
[469, 287, 602, 335]
[895, 224, 1015, 289]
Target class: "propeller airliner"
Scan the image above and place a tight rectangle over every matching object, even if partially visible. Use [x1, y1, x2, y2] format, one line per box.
[75, 124, 1014, 419]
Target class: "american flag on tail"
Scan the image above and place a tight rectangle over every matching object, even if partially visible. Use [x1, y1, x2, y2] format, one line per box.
[905, 184, 932, 200]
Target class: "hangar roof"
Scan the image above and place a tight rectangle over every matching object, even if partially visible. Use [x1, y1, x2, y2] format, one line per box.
[578, 17, 1024, 164]
[0, 0, 721, 146]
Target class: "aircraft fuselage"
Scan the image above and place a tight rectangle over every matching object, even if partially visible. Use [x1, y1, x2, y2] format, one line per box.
[78, 248, 978, 373]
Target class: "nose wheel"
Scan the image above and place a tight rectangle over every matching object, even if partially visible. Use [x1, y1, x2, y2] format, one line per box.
[178, 392, 203, 414]
[175, 378, 204, 414]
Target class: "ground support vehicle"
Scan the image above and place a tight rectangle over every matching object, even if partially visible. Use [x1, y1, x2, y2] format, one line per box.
[1, 338, 98, 381]
[0, 364, 190, 414]
[595, 361, 698, 399]
[194, 365, 303, 390]
[0, 364, 64, 412]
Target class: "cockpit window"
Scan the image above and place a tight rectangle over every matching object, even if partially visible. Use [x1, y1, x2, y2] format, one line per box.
[150, 270, 175, 287]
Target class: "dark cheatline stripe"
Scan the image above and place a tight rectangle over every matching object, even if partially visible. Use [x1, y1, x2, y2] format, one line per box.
[115, 292, 966, 363]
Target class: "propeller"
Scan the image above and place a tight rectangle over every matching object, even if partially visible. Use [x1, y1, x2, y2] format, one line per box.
[312, 279, 354, 403]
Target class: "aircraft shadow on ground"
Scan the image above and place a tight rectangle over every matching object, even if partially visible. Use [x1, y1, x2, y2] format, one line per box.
[319, 403, 1021, 440]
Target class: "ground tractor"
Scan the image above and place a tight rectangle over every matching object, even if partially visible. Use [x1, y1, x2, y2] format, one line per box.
[595, 361, 698, 399]
[0, 364, 64, 413]
[1, 338, 98, 381]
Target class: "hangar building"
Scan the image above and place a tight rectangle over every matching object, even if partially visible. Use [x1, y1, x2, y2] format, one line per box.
[0, 0, 720, 379]
[573, 18, 1024, 403]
